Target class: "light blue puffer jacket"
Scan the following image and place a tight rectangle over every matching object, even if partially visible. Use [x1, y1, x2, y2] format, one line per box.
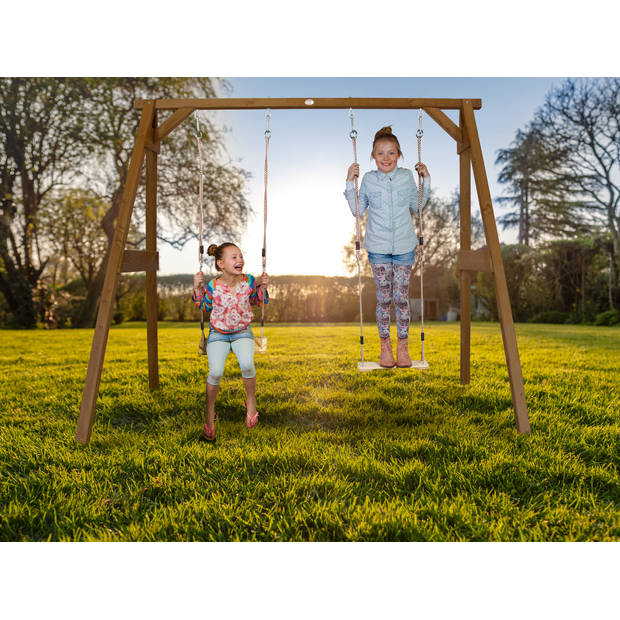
[344, 167, 431, 254]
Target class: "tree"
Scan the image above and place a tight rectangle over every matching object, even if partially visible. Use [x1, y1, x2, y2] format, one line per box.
[533, 78, 620, 273]
[474, 237, 616, 323]
[0, 78, 90, 327]
[495, 125, 582, 245]
[73, 77, 250, 327]
[0, 78, 250, 328]
[39, 188, 111, 290]
[474, 244, 539, 322]
[536, 237, 611, 320]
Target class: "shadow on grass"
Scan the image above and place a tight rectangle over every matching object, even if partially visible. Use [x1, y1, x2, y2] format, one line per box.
[250, 386, 517, 436]
[90, 376, 521, 449]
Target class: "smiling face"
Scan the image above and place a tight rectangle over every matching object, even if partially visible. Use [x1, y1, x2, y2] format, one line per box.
[372, 138, 400, 173]
[216, 245, 244, 276]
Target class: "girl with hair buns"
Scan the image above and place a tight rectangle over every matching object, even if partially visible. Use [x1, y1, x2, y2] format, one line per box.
[192, 242, 269, 442]
[344, 125, 431, 368]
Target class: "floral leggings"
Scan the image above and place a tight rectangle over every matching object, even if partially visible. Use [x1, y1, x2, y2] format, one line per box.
[371, 263, 413, 340]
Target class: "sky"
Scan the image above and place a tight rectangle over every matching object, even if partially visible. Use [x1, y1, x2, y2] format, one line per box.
[160, 77, 562, 277]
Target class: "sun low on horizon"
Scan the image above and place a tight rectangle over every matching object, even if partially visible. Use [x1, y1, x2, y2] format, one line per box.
[156, 78, 562, 278]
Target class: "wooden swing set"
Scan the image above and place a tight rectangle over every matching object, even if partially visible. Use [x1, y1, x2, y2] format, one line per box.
[75, 97, 531, 446]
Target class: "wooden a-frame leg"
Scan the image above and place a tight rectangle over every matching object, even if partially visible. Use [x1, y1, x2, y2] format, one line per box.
[75, 101, 156, 445]
[145, 111, 159, 391]
[459, 111, 472, 385]
[462, 100, 531, 433]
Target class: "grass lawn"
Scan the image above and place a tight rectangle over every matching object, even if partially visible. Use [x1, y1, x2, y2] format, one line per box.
[0, 321, 618, 541]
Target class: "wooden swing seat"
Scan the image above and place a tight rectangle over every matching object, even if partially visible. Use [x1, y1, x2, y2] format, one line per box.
[357, 360, 429, 372]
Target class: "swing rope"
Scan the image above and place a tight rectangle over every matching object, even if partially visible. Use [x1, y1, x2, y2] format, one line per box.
[416, 109, 426, 363]
[349, 108, 366, 364]
[260, 109, 271, 345]
[196, 114, 207, 355]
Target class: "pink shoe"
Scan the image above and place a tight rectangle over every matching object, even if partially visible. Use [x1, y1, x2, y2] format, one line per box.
[199, 423, 216, 443]
[379, 337, 396, 368]
[244, 401, 259, 429]
[396, 338, 412, 368]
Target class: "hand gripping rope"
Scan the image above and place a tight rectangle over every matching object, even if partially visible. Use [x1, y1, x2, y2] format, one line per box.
[348, 109, 367, 366]
[416, 109, 426, 365]
[255, 109, 270, 354]
[196, 114, 207, 355]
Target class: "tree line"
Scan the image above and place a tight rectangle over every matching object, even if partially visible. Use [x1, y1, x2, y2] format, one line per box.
[1, 78, 618, 328]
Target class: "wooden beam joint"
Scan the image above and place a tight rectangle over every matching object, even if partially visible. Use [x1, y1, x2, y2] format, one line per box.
[457, 247, 493, 273]
[120, 250, 159, 273]
[145, 140, 161, 154]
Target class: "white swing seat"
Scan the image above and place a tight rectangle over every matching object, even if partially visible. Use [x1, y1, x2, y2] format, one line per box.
[357, 360, 429, 371]
[255, 337, 267, 354]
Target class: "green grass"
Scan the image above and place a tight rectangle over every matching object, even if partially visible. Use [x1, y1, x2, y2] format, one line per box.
[1, 321, 618, 541]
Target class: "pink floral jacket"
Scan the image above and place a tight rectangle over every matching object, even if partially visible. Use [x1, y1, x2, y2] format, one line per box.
[192, 274, 269, 334]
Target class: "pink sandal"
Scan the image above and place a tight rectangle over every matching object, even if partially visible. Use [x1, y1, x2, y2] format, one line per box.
[244, 401, 259, 429]
[199, 423, 216, 443]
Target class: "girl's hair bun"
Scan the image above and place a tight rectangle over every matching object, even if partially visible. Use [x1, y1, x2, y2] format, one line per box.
[207, 242, 239, 271]
[374, 126, 393, 140]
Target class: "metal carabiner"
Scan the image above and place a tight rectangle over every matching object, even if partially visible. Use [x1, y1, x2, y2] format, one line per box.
[349, 108, 358, 139]
[416, 109, 424, 138]
[264, 108, 271, 138]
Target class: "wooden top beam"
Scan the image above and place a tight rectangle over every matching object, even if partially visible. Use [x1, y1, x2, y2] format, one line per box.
[134, 97, 482, 111]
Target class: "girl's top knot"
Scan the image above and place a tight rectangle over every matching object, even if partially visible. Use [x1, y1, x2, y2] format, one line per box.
[207, 244, 218, 257]
[374, 126, 393, 140]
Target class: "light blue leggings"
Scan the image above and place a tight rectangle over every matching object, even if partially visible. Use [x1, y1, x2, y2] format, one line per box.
[206, 338, 256, 386]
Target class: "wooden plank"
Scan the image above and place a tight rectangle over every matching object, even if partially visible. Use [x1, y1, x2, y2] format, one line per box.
[154, 107, 194, 143]
[424, 107, 461, 142]
[75, 101, 156, 446]
[462, 100, 530, 433]
[145, 115, 159, 391]
[458, 248, 493, 273]
[119, 250, 159, 272]
[459, 113, 472, 386]
[144, 140, 160, 154]
[135, 97, 483, 111]
[457, 136, 471, 154]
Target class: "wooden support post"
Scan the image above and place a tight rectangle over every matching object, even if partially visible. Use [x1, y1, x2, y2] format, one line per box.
[146, 110, 159, 391]
[461, 100, 530, 433]
[75, 101, 156, 445]
[459, 110, 472, 385]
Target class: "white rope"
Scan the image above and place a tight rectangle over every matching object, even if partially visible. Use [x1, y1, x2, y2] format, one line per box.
[416, 109, 425, 362]
[349, 108, 366, 363]
[196, 134, 205, 269]
[196, 114, 206, 353]
[260, 109, 271, 343]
